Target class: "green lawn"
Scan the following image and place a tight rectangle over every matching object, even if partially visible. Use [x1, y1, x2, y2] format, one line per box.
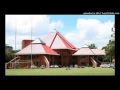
[5, 67, 115, 76]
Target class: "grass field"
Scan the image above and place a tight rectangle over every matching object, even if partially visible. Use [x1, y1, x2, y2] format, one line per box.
[5, 67, 115, 76]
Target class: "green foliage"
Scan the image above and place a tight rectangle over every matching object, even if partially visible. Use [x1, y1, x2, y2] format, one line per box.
[93, 56, 104, 62]
[5, 44, 16, 62]
[102, 25, 115, 62]
[104, 40, 115, 61]
[87, 43, 97, 49]
[5, 51, 15, 62]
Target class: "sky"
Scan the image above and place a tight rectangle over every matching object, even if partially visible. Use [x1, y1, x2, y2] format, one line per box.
[5, 15, 114, 50]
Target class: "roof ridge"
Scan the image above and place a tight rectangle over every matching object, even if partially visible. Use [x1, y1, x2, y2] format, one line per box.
[49, 32, 58, 48]
[57, 32, 77, 49]
[89, 48, 95, 54]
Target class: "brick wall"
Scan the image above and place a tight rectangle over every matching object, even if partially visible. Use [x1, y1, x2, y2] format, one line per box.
[22, 40, 33, 49]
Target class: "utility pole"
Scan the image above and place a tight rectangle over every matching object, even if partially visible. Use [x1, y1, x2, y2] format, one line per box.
[31, 16, 33, 68]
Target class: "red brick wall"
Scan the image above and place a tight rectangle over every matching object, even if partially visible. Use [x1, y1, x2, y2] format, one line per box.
[80, 56, 89, 66]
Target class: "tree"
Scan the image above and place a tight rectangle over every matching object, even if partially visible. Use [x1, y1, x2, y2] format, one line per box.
[87, 43, 97, 49]
[104, 40, 115, 61]
[5, 51, 15, 62]
[111, 24, 115, 39]
[5, 44, 16, 62]
[102, 24, 115, 62]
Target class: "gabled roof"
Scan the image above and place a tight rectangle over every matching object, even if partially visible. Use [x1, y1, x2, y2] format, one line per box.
[73, 47, 95, 55]
[16, 39, 59, 55]
[73, 46, 105, 56]
[91, 49, 105, 55]
[43, 31, 77, 50]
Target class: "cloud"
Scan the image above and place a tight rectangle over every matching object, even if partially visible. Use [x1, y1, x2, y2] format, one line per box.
[6, 15, 114, 50]
[5, 15, 64, 50]
[5, 15, 50, 34]
[65, 19, 114, 49]
[49, 21, 64, 31]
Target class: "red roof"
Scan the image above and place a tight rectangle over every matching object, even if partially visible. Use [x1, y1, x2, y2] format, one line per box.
[43, 31, 77, 50]
[16, 39, 59, 55]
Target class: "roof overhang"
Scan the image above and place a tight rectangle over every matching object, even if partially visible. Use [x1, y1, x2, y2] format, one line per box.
[73, 54, 95, 56]
[94, 54, 105, 55]
[16, 53, 59, 55]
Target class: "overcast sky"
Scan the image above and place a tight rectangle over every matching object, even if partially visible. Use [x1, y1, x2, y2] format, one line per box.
[5, 15, 114, 50]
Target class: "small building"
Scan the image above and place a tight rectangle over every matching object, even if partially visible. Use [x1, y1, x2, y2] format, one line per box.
[73, 45, 105, 67]
[15, 38, 59, 68]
